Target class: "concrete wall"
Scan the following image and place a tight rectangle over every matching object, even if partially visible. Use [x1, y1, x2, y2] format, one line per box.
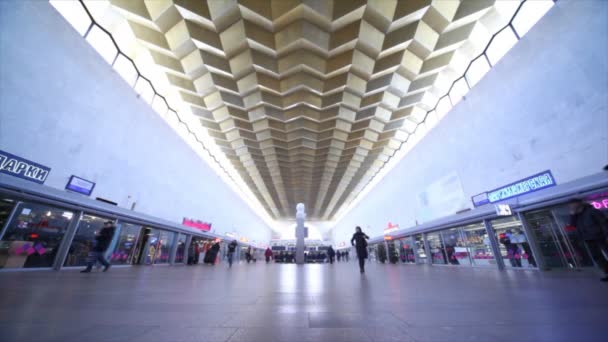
[0, 1, 271, 243]
[332, 0, 608, 245]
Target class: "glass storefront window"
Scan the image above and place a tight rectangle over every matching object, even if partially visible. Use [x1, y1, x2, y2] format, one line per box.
[461, 222, 496, 267]
[387, 240, 399, 264]
[427, 232, 447, 265]
[414, 234, 427, 263]
[174, 234, 187, 263]
[491, 216, 537, 269]
[399, 237, 416, 264]
[0, 202, 74, 269]
[110, 222, 142, 265]
[441, 228, 471, 266]
[154, 230, 175, 264]
[140, 228, 160, 265]
[0, 197, 16, 229]
[65, 214, 113, 267]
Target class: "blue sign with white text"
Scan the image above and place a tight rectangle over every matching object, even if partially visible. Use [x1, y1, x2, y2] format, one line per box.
[486, 170, 556, 204]
[0, 150, 51, 184]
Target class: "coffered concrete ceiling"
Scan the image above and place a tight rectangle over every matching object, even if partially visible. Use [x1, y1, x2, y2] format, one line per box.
[82, 0, 522, 220]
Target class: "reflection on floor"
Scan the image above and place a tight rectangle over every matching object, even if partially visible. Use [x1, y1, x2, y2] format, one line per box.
[0, 262, 606, 342]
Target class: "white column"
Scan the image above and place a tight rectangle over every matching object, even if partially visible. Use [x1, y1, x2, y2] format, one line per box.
[295, 203, 306, 264]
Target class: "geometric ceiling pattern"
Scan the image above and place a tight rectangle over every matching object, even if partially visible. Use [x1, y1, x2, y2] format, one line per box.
[78, 0, 525, 220]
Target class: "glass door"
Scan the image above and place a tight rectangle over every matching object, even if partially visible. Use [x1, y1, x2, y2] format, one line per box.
[441, 228, 471, 266]
[64, 214, 112, 267]
[387, 240, 399, 264]
[490, 216, 537, 269]
[110, 223, 142, 265]
[427, 232, 447, 265]
[414, 234, 427, 264]
[400, 237, 416, 264]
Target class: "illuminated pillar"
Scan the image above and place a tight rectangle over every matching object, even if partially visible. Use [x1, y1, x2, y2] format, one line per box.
[295, 203, 306, 264]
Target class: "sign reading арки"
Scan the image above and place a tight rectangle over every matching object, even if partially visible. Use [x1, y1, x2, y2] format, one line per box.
[0, 150, 51, 184]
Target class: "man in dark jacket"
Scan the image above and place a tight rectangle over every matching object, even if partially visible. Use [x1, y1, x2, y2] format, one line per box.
[327, 246, 336, 264]
[351, 226, 370, 273]
[81, 221, 116, 273]
[569, 198, 608, 281]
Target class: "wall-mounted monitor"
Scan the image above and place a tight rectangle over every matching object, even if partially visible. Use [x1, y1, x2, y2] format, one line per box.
[65, 175, 95, 196]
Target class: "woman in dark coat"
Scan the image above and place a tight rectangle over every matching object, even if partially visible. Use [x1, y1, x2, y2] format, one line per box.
[350, 226, 370, 273]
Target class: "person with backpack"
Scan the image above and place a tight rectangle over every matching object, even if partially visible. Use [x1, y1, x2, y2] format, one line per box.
[569, 198, 608, 281]
[351, 226, 370, 273]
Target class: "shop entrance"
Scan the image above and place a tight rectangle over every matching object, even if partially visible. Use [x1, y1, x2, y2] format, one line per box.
[133, 227, 160, 265]
[524, 207, 594, 269]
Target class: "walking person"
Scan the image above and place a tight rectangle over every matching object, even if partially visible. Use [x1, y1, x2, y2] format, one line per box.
[81, 221, 116, 273]
[351, 226, 370, 273]
[187, 241, 196, 265]
[327, 246, 336, 264]
[194, 242, 200, 264]
[227, 240, 238, 268]
[245, 247, 252, 263]
[569, 198, 608, 281]
[265, 247, 273, 263]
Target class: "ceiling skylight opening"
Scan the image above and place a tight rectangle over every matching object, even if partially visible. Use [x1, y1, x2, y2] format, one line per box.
[512, 0, 554, 38]
[425, 110, 438, 130]
[113, 54, 138, 86]
[85, 26, 117, 65]
[448, 77, 469, 106]
[435, 96, 452, 120]
[486, 27, 518, 66]
[466, 55, 491, 88]
[49, 1, 91, 36]
[152, 95, 168, 117]
[134, 77, 154, 104]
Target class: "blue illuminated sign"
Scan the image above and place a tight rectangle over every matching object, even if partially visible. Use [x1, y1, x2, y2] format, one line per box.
[472, 171, 557, 207]
[65, 175, 96, 196]
[0, 150, 51, 184]
[488, 170, 556, 204]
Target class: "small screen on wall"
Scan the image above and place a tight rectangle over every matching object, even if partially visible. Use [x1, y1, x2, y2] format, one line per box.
[65, 175, 95, 196]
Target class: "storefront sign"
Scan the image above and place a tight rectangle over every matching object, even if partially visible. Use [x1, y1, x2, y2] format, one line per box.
[182, 218, 211, 231]
[65, 175, 95, 196]
[473, 170, 556, 207]
[471, 192, 489, 207]
[0, 150, 51, 184]
[590, 198, 608, 210]
[384, 222, 399, 235]
[495, 204, 512, 216]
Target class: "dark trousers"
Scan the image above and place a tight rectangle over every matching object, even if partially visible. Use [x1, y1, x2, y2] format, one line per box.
[329, 256, 334, 264]
[585, 239, 608, 274]
[265, 256, 270, 263]
[358, 256, 365, 272]
[85, 251, 110, 271]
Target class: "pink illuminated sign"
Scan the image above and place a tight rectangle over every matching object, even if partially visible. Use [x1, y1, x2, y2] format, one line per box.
[589, 198, 608, 210]
[182, 218, 212, 231]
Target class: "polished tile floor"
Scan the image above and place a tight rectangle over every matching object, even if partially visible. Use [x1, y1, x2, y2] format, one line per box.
[0, 261, 606, 342]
